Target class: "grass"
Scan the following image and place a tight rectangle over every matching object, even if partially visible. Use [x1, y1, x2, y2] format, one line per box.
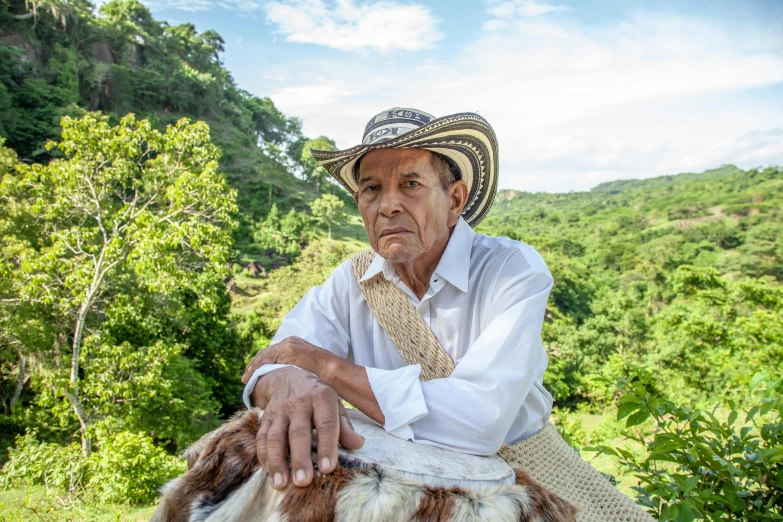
[331, 213, 369, 243]
[0, 487, 156, 522]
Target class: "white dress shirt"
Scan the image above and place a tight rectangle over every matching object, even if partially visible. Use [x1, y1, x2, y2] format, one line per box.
[242, 217, 554, 456]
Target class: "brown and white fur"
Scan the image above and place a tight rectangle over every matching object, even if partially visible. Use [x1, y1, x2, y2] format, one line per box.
[151, 410, 579, 522]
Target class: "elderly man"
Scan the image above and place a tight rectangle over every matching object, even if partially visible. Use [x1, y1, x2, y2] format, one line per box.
[241, 108, 652, 522]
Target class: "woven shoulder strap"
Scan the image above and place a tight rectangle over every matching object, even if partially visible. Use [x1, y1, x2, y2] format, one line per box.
[351, 249, 456, 382]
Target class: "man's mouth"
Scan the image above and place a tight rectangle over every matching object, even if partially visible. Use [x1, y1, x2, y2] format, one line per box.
[380, 228, 411, 238]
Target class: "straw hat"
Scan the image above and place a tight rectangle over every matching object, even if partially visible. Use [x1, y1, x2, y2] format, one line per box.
[310, 107, 499, 227]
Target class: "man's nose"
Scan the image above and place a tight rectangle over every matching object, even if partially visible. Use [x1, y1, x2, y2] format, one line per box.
[378, 188, 403, 218]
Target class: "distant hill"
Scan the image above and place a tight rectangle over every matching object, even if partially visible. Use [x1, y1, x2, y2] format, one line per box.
[591, 165, 743, 194]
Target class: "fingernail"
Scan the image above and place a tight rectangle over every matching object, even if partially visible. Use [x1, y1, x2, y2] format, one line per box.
[273, 472, 283, 488]
[320, 457, 330, 471]
[295, 469, 306, 483]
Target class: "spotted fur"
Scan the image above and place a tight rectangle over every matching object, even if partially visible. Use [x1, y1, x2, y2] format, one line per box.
[151, 411, 579, 522]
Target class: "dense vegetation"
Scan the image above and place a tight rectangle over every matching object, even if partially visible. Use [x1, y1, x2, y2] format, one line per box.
[1, 1, 781, 520]
[0, 0, 344, 261]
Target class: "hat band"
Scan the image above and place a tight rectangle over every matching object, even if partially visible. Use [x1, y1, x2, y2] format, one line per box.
[363, 122, 422, 145]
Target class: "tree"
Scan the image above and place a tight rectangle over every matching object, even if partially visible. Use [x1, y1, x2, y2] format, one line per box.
[288, 135, 336, 192]
[0, 114, 237, 450]
[310, 194, 345, 240]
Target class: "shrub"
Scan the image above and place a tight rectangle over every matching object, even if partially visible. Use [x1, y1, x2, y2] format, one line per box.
[1, 430, 184, 505]
[0, 431, 86, 493]
[86, 431, 184, 505]
[552, 407, 587, 449]
[590, 369, 782, 521]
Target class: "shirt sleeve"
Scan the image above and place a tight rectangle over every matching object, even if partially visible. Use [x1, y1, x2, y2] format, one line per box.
[241, 261, 353, 409]
[369, 249, 554, 455]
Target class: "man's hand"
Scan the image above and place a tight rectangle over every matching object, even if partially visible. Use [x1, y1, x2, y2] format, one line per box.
[250, 366, 364, 490]
[242, 336, 337, 383]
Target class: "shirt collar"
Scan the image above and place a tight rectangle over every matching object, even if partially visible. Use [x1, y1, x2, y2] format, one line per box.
[358, 216, 473, 293]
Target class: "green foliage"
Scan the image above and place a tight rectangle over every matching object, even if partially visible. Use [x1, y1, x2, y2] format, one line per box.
[1, 0, 342, 264]
[0, 431, 85, 492]
[235, 239, 363, 351]
[649, 267, 783, 401]
[552, 407, 588, 449]
[591, 369, 782, 521]
[310, 194, 346, 240]
[77, 339, 220, 451]
[0, 114, 237, 449]
[288, 135, 336, 192]
[479, 167, 783, 406]
[253, 203, 316, 259]
[86, 430, 183, 505]
[0, 429, 183, 506]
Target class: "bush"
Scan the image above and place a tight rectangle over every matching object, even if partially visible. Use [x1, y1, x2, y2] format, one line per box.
[552, 407, 588, 449]
[0, 431, 86, 493]
[0, 430, 183, 506]
[86, 431, 184, 505]
[590, 369, 782, 521]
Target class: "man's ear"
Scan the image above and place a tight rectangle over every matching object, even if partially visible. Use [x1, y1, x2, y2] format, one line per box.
[447, 180, 469, 227]
[353, 192, 359, 206]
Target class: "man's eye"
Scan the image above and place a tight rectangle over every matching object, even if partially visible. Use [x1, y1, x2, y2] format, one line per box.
[405, 181, 419, 187]
[364, 185, 379, 193]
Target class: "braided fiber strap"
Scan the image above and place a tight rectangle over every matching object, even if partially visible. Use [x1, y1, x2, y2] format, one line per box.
[351, 249, 457, 382]
[350, 248, 655, 522]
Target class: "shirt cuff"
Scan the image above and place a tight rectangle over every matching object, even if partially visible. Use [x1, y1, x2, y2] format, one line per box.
[242, 364, 292, 409]
[365, 365, 428, 438]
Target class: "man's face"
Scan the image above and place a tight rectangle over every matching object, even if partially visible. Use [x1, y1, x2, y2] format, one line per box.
[353, 148, 467, 264]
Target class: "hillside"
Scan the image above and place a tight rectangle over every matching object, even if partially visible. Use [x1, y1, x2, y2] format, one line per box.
[0, 0, 354, 261]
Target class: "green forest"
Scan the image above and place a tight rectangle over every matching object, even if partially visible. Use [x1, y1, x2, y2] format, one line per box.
[0, 1, 780, 520]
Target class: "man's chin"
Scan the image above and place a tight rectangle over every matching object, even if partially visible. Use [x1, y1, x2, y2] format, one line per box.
[378, 242, 424, 264]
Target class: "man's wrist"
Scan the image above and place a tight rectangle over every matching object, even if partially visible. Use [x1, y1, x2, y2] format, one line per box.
[248, 366, 292, 407]
[317, 353, 343, 388]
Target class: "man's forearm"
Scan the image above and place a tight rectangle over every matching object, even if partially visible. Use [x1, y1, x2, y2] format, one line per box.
[319, 358, 385, 426]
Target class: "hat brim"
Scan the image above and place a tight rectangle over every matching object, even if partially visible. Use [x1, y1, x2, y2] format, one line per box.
[310, 112, 498, 228]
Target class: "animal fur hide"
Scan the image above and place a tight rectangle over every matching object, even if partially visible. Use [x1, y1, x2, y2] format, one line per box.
[151, 410, 579, 522]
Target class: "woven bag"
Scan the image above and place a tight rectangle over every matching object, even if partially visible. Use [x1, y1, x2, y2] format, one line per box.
[351, 249, 655, 522]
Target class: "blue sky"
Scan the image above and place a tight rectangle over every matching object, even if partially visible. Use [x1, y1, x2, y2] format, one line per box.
[121, 0, 783, 192]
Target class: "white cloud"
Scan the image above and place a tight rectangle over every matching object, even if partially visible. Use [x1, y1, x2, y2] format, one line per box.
[488, 0, 565, 18]
[264, 0, 442, 51]
[261, 10, 783, 192]
[483, 0, 566, 30]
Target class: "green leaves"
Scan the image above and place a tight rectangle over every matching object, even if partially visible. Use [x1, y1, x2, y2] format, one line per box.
[0, 114, 237, 449]
[310, 194, 346, 240]
[591, 368, 783, 521]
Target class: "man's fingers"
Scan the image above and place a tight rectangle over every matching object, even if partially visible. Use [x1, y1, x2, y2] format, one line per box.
[313, 396, 340, 474]
[338, 408, 365, 451]
[256, 415, 273, 470]
[241, 348, 277, 384]
[265, 416, 290, 489]
[288, 415, 315, 487]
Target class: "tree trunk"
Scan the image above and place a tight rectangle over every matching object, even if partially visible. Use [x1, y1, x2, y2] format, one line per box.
[9, 350, 26, 412]
[65, 390, 91, 453]
[69, 303, 92, 452]
[327, 221, 332, 240]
